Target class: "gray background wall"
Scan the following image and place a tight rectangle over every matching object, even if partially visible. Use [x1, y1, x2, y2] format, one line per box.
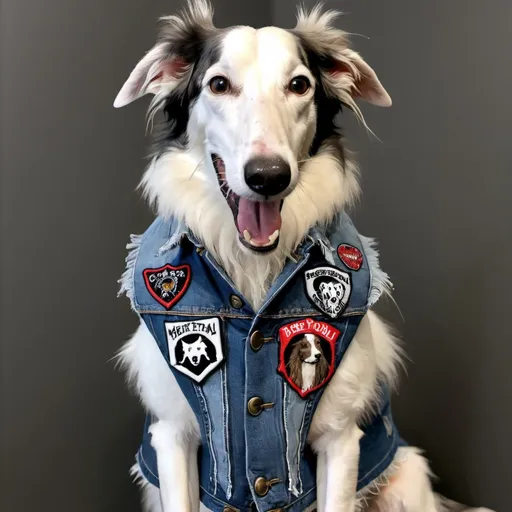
[0, 0, 509, 511]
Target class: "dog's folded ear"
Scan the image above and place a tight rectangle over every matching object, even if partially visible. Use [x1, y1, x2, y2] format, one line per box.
[321, 49, 392, 108]
[113, 0, 215, 108]
[113, 44, 189, 108]
[294, 6, 391, 109]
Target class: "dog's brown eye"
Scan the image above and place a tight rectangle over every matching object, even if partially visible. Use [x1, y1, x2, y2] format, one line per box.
[209, 76, 230, 95]
[289, 76, 311, 95]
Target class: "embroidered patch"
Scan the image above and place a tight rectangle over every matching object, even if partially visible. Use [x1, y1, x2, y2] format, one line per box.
[143, 264, 191, 309]
[337, 244, 363, 271]
[304, 266, 352, 318]
[165, 318, 223, 383]
[278, 318, 340, 398]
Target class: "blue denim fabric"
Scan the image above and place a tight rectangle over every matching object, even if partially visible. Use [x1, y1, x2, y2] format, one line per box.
[125, 213, 401, 512]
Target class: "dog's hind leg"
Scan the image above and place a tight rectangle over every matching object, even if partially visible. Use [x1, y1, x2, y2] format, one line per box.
[365, 447, 495, 512]
[364, 447, 437, 512]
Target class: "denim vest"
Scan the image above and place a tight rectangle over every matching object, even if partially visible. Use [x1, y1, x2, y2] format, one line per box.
[120, 213, 402, 512]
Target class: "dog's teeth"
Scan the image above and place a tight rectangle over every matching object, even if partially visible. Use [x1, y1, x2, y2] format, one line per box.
[245, 229, 280, 248]
[268, 230, 280, 244]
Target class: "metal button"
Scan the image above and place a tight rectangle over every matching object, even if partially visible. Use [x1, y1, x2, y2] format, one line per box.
[247, 397, 274, 416]
[254, 477, 280, 497]
[223, 507, 237, 512]
[254, 477, 270, 497]
[267, 509, 284, 512]
[250, 331, 264, 351]
[248, 397, 264, 416]
[230, 294, 244, 309]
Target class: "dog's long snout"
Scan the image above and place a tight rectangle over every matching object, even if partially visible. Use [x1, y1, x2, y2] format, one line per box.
[244, 156, 291, 196]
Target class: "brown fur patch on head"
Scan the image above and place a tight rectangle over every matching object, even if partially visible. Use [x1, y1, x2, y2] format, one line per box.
[287, 339, 306, 389]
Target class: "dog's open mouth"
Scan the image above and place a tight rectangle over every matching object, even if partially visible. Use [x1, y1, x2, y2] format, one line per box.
[212, 154, 282, 252]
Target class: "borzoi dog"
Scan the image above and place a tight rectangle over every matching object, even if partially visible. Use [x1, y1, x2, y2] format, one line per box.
[115, 2, 494, 511]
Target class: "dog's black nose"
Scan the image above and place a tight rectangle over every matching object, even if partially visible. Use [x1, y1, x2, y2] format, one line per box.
[315, 353, 321, 360]
[244, 156, 291, 196]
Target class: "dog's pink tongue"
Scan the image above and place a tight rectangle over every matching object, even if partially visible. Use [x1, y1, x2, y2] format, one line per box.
[237, 198, 281, 244]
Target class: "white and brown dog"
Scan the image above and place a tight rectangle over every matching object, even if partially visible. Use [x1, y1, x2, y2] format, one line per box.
[115, 2, 494, 511]
[287, 334, 329, 392]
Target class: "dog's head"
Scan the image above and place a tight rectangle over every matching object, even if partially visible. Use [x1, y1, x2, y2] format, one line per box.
[115, 1, 390, 254]
[295, 333, 323, 364]
[182, 336, 209, 366]
[319, 281, 343, 306]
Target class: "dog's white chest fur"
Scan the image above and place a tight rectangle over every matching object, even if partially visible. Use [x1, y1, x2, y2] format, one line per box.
[301, 363, 316, 391]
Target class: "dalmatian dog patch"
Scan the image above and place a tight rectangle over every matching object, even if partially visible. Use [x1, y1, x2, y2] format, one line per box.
[304, 266, 352, 318]
[165, 318, 223, 382]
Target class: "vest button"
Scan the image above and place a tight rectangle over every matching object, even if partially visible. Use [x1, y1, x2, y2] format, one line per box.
[254, 476, 270, 496]
[223, 508, 237, 512]
[230, 294, 244, 309]
[250, 331, 264, 351]
[247, 397, 264, 416]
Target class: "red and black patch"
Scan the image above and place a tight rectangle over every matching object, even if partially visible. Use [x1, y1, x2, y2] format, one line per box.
[278, 318, 340, 399]
[143, 264, 191, 309]
[337, 244, 363, 271]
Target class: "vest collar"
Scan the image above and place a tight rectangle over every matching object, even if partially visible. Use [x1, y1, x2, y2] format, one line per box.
[157, 216, 339, 265]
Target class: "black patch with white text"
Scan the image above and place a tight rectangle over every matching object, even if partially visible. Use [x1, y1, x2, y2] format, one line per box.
[304, 266, 352, 318]
[166, 318, 223, 383]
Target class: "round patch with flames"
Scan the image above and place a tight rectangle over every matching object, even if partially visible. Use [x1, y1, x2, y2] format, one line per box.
[337, 244, 363, 271]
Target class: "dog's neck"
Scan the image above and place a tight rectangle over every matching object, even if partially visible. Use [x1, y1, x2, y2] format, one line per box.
[301, 362, 317, 392]
[142, 140, 360, 310]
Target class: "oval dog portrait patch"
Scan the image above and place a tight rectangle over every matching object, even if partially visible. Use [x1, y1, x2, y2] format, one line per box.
[304, 266, 351, 318]
[337, 243, 363, 271]
[143, 264, 191, 309]
[278, 318, 340, 398]
[165, 318, 223, 383]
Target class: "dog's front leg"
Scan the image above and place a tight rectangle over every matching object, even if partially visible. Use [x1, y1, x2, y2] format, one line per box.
[316, 424, 363, 512]
[149, 420, 195, 512]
